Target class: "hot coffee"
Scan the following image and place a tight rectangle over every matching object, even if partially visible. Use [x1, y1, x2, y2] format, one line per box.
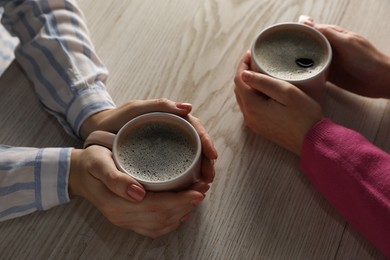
[253, 29, 327, 81]
[118, 121, 196, 182]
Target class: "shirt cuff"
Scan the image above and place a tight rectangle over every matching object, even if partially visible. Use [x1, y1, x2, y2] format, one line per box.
[66, 82, 116, 138]
[38, 148, 72, 210]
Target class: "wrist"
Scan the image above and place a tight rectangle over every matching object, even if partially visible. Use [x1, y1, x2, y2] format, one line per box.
[79, 109, 113, 140]
[68, 149, 84, 197]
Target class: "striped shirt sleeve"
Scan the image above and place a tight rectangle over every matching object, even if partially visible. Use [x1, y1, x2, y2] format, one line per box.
[0, 0, 116, 220]
[0, 146, 72, 221]
[0, 0, 116, 137]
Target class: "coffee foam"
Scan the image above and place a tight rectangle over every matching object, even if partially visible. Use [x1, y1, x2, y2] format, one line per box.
[255, 30, 327, 81]
[118, 122, 196, 182]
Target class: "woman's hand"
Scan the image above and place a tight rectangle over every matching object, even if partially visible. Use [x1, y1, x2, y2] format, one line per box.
[303, 19, 390, 99]
[234, 51, 323, 155]
[69, 146, 205, 238]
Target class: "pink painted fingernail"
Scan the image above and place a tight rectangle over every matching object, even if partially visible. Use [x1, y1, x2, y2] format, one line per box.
[127, 184, 146, 201]
[191, 197, 204, 206]
[176, 102, 192, 110]
[201, 185, 210, 195]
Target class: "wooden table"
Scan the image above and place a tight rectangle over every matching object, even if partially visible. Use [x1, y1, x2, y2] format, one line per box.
[0, 0, 389, 259]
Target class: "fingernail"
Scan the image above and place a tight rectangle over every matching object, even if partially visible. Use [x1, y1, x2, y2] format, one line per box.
[176, 102, 192, 110]
[241, 70, 253, 82]
[127, 184, 145, 201]
[202, 185, 210, 194]
[191, 197, 204, 206]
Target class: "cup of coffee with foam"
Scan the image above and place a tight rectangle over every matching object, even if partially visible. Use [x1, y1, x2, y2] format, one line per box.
[251, 22, 332, 101]
[84, 112, 202, 192]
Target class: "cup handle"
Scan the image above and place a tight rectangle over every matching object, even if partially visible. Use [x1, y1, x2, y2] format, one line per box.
[83, 130, 116, 149]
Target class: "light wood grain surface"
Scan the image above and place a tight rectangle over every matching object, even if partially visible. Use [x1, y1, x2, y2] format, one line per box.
[0, 0, 389, 259]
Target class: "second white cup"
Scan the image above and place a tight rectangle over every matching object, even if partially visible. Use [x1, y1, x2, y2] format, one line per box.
[251, 22, 332, 101]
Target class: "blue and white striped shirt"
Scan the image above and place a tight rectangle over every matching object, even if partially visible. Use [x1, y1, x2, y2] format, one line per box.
[0, 0, 116, 221]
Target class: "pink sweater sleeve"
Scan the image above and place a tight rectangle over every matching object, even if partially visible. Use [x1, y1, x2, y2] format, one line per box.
[299, 118, 390, 257]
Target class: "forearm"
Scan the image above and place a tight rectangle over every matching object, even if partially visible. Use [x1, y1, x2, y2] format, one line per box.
[0, 0, 115, 137]
[0, 145, 72, 221]
[299, 118, 390, 257]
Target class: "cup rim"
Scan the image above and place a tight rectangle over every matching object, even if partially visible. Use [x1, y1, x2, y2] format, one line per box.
[251, 22, 332, 83]
[112, 112, 202, 186]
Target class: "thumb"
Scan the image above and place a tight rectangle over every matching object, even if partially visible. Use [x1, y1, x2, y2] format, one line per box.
[119, 98, 192, 123]
[99, 99, 193, 132]
[88, 146, 146, 202]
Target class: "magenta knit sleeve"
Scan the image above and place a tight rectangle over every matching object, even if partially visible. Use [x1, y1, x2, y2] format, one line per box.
[299, 118, 390, 257]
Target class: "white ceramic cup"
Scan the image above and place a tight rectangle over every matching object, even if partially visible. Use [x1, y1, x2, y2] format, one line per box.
[251, 22, 332, 102]
[84, 112, 202, 192]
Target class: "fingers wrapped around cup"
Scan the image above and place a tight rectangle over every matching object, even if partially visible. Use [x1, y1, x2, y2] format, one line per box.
[84, 112, 202, 192]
